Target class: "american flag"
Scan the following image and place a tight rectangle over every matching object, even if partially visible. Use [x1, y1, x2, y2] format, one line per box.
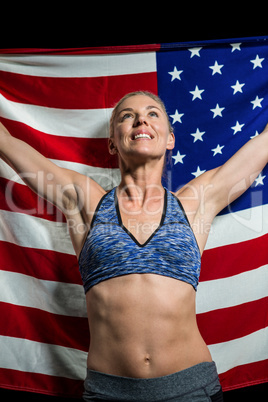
[0, 37, 267, 398]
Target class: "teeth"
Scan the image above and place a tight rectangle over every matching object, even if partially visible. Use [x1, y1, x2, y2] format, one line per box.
[134, 133, 151, 140]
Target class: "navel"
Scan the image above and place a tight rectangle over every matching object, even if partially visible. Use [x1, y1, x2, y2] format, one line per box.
[144, 354, 151, 365]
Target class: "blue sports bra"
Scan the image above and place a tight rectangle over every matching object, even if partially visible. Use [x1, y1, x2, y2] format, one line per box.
[79, 187, 201, 294]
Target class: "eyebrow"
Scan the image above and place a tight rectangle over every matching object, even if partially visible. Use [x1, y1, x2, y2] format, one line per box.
[118, 105, 162, 115]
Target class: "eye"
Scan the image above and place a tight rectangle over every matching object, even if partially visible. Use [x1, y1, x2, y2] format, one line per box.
[148, 111, 159, 117]
[121, 113, 133, 121]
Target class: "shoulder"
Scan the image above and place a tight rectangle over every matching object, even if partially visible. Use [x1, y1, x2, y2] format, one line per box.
[69, 169, 106, 196]
[173, 167, 220, 216]
[66, 169, 108, 219]
[174, 167, 219, 198]
[171, 168, 221, 254]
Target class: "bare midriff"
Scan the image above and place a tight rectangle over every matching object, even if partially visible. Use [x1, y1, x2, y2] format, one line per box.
[86, 273, 212, 378]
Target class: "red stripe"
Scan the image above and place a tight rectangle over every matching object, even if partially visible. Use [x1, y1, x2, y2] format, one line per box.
[1, 118, 118, 168]
[197, 296, 268, 345]
[0, 44, 160, 55]
[200, 233, 268, 282]
[0, 241, 81, 284]
[0, 70, 158, 109]
[0, 302, 89, 351]
[219, 359, 268, 391]
[0, 177, 65, 222]
[0, 367, 84, 398]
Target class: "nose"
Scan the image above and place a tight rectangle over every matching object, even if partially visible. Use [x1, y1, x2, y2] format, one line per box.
[133, 114, 148, 127]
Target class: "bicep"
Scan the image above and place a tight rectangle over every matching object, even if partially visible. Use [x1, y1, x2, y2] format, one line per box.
[1, 134, 78, 211]
[209, 134, 268, 214]
[0, 123, 106, 218]
[177, 129, 268, 217]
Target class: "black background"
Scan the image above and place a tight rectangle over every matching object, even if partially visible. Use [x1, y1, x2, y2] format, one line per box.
[1, 8, 267, 401]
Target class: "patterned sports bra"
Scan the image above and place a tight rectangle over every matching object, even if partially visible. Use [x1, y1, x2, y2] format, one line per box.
[79, 187, 201, 294]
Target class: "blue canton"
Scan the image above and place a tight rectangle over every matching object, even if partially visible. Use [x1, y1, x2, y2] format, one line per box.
[157, 37, 268, 214]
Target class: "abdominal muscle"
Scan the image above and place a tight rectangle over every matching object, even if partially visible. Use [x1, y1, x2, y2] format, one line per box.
[86, 273, 212, 378]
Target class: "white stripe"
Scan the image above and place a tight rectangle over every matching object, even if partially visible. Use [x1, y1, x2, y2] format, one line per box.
[0, 181, 265, 253]
[0, 52, 156, 77]
[206, 203, 268, 250]
[0, 210, 75, 254]
[0, 159, 121, 190]
[209, 326, 268, 374]
[0, 93, 112, 138]
[0, 335, 87, 379]
[0, 270, 87, 317]
[196, 264, 268, 314]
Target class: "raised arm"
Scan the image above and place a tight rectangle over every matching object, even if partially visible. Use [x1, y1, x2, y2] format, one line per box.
[0, 121, 107, 256]
[176, 124, 268, 253]
[0, 121, 79, 212]
[207, 123, 268, 215]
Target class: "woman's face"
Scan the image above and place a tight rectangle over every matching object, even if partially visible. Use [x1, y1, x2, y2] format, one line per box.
[109, 95, 175, 164]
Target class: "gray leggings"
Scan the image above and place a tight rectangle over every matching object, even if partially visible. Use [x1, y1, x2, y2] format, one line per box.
[83, 361, 223, 401]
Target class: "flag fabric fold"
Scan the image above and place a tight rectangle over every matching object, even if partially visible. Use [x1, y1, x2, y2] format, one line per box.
[0, 37, 267, 398]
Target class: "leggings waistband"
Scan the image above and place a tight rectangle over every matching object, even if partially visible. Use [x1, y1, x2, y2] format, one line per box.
[83, 361, 222, 401]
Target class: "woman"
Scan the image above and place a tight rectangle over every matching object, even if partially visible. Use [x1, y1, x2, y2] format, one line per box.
[0, 91, 267, 401]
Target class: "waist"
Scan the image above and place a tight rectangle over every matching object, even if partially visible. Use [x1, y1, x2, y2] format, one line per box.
[86, 274, 211, 377]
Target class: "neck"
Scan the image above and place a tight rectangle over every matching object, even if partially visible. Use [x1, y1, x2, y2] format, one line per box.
[118, 159, 165, 203]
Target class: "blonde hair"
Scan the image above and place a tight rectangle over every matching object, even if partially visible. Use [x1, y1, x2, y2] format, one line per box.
[109, 91, 173, 138]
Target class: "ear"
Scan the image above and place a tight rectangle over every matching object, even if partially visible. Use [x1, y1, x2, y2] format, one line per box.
[166, 132, 175, 150]
[108, 138, 118, 155]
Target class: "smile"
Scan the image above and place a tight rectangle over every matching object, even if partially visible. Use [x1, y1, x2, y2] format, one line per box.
[131, 132, 154, 140]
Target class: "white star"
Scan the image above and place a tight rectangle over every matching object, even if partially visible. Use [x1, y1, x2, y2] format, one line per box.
[189, 85, 205, 100]
[188, 47, 202, 58]
[169, 109, 184, 124]
[231, 121, 245, 134]
[230, 43, 242, 52]
[231, 80, 245, 94]
[210, 104, 225, 118]
[211, 144, 225, 156]
[209, 61, 224, 75]
[250, 55, 265, 69]
[168, 66, 183, 81]
[251, 95, 264, 110]
[191, 128, 205, 142]
[250, 130, 259, 139]
[191, 166, 206, 178]
[255, 173, 266, 186]
[172, 150, 186, 165]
